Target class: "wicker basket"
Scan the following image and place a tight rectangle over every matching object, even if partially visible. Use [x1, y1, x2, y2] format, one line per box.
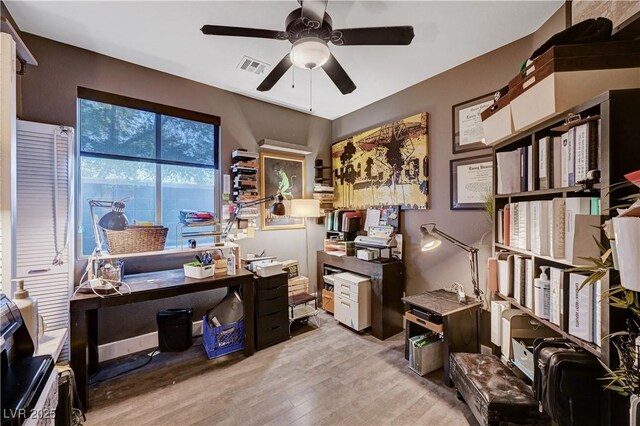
[103, 226, 168, 254]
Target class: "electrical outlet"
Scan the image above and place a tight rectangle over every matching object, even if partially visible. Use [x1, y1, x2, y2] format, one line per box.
[481, 344, 492, 355]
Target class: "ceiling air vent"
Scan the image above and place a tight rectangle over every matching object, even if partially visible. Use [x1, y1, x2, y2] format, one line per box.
[237, 56, 269, 75]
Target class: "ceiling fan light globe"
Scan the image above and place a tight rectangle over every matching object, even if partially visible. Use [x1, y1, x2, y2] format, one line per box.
[290, 38, 330, 70]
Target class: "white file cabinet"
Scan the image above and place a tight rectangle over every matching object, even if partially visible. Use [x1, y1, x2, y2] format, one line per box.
[333, 272, 371, 331]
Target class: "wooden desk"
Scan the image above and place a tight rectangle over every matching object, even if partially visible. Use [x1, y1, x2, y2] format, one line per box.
[316, 251, 404, 340]
[403, 290, 481, 386]
[70, 268, 254, 410]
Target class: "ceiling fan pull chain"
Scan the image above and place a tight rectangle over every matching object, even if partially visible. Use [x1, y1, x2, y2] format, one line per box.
[292, 50, 295, 88]
[309, 69, 313, 112]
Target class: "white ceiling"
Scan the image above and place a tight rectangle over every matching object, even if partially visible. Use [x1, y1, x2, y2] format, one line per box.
[6, 0, 562, 119]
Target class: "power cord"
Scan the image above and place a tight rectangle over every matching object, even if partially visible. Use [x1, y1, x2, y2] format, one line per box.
[89, 349, 158, 385]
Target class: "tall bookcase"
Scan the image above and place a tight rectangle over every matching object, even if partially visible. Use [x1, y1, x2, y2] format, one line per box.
[491, 89, 640, 424]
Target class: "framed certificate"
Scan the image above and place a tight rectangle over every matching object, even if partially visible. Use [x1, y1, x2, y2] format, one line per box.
[450, 155, 493, 210]
[452, 93, 494, 154]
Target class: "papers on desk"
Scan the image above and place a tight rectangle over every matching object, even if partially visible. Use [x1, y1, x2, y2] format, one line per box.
[364, 209, 381, 233]
[326, 251, 347, 257]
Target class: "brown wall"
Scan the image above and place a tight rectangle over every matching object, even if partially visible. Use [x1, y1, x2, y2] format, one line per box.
[332, 5, 566, 299]
[19, 33, 331, 343]
[16, 4, 565, 344]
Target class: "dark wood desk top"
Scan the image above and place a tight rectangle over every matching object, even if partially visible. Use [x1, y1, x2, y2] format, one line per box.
[71, 268, 253, 311]
[403, 290, 481, 316]
[317, 250, 403, 275]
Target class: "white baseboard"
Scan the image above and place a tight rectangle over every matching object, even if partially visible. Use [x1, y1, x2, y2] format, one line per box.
[98, 320, 204, 362]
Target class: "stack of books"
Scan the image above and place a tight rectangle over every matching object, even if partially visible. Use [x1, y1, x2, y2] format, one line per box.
[496, 120, 599, 194]
[313, 183, 334, 216]
[231, 156, 259, 203]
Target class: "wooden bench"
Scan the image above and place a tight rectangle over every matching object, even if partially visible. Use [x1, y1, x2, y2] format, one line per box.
[450, 353, 550, 426]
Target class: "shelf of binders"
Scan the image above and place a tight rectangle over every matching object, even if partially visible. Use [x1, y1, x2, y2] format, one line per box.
[495, 184, 600, 200]
[490, 89, 640, 370]
[493, 292, 601, 357]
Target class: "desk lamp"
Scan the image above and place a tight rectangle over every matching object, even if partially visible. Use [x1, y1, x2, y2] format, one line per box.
[78, 199, 130, 297]
[89, 200, 129, 255]
[419, 223, 481, 301]
[223, 193, 286, 237]
[290, 199, 322, 275]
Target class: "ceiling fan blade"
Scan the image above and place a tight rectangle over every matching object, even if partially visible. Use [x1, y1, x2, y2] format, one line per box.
[257, 54, 293, 92]
[321, 53, 356, 95]
[331, 26, 415, 45]
[300, 0, 328, 28]
[201, 25, 288, 40]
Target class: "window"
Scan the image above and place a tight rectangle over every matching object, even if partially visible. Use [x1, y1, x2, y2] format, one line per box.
[78, 89, 220, 256]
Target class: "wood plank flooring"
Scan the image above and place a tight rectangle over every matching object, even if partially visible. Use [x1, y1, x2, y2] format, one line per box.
[86, 313, 476, 426]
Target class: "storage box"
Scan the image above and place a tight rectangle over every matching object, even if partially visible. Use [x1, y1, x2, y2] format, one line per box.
[323, 239, 356, 256]
[480, 94, 514, 145]
[288, 275, 309, 297]
[408, 334, 444, 376]
[322, 289, 334, 313]
[183, 262, 214, 279]
[509, 42, 640, 131]
[254, 261, 284, 277]
[511, 338, 535, 380]
[202, 316, 245, 359]
[501, 309, 558, 361]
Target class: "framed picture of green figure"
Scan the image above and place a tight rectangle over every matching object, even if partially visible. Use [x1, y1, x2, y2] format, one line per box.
[260, 152, 305, 230]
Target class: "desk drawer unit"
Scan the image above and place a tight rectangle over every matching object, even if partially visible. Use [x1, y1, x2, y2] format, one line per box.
[254, 273, 289, 350]
[333, 272, 371, 331]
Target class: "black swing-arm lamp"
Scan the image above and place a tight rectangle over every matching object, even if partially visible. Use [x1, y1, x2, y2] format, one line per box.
[88, 199, 129, 255]
[223, 193, 286, 236]
[419, 223, 481, 301]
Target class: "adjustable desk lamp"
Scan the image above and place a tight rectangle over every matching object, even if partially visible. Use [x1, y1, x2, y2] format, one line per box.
[78, 199, 130, 296]
[419, 223, 481, 301]
[223, 193, 286, 238]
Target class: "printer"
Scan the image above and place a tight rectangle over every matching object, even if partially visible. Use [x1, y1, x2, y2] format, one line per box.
[354, 226, 397, 261]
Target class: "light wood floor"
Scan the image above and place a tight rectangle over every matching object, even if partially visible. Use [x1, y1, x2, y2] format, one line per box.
[86, 313, 476, 425]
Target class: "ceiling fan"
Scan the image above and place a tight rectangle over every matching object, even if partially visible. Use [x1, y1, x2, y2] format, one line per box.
[201, 0, 415, 95]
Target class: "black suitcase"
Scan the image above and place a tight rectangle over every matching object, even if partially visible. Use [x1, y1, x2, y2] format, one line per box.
[533, 338, 602, 426]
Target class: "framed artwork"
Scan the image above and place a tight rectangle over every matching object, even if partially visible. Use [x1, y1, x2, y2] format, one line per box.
[450, 154, 493, 210]
[452, 93, 494, 154]
[332, 112, 429, 210]
[260, 152, 305, 230]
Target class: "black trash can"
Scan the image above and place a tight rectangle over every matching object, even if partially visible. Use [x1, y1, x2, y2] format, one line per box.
[156, 308, 194, 352]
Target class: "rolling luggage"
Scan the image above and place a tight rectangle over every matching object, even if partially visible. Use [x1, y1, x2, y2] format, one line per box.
[533, 338, 602, 426]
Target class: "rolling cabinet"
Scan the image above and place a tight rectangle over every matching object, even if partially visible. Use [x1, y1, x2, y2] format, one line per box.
[254, 273, 289, 350]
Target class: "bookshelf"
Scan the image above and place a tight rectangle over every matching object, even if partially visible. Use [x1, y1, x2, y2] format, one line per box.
[494, 292, 601, 357]
[491, 90, 640, 419]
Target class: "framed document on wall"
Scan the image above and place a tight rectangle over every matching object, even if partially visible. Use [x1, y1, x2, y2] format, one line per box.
[452, 93, 494, 154]
[450, 155, 493, 210]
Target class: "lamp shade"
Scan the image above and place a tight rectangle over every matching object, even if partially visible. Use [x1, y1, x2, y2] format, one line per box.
[290, 199, 321, 218]
[290, 38, 330, 70]
[98, 201, 129, 230]
[420, 228, 442, 251]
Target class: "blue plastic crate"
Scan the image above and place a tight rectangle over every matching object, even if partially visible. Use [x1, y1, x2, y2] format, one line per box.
[202, 315, 245, 359]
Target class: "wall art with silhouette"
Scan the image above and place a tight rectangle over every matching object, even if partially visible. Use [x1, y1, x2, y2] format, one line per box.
[332, 112, 429, 210]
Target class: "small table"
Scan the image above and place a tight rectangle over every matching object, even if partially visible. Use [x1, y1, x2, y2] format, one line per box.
[288, 292, 319, 329]
[403, 290, 481, 386]
[70, 268, 254, 410]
